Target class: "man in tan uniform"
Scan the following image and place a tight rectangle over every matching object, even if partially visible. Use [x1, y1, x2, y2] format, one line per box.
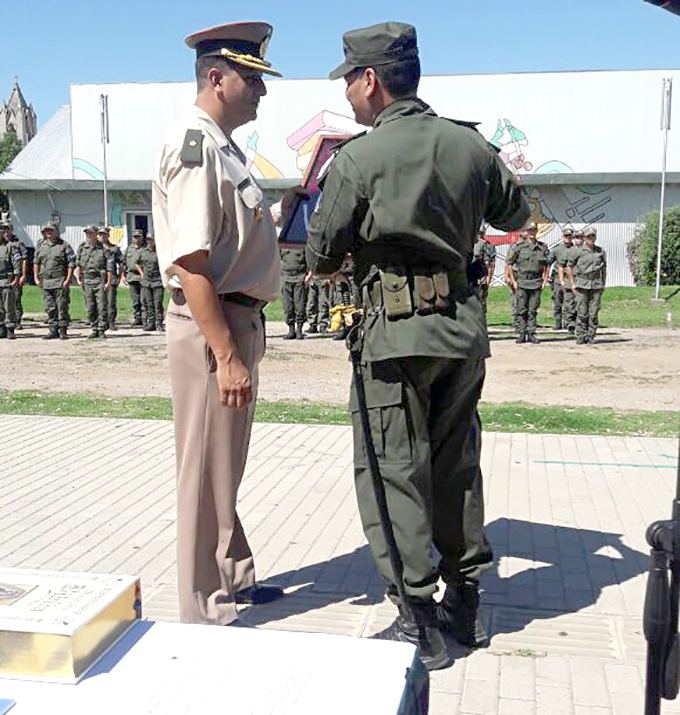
[152, 21, 284, 625]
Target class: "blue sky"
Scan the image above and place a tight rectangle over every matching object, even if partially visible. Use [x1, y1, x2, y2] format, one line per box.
[1, 0, 678, 127]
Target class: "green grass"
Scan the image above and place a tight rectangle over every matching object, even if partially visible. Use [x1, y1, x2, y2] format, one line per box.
[21, 285, 678, 329]
[21, 285, 285, 323]
[486, 285, 680, 329]
[0, 390, 676, 437]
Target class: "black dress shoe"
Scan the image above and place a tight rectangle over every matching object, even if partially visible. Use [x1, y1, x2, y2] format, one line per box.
[234, 584, 284, 605]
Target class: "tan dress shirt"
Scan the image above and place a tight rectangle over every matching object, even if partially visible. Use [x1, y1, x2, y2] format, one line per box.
[152, 105, 281, 302]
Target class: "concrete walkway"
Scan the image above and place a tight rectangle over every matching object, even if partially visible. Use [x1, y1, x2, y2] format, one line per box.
[0, 414, 677, 714]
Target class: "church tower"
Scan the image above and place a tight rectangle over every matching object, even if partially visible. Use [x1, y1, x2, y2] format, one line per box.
[0, 78, 37, 145]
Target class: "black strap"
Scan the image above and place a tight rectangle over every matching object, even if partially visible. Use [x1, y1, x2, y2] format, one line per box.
[346, 323, 411, 618]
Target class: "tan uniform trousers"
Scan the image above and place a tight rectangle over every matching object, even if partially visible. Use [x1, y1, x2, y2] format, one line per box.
[166, 290, 265, 625]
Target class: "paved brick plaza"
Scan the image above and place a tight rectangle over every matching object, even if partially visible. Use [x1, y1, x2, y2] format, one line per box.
[0, 414, 677, 714]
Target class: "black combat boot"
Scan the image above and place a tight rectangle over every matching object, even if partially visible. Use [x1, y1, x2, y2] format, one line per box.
[58, 327, 68, 340]
[515, 333, 526, 344]
[295, 323, 304, 340]
[437, 580, 490, 649]
[373, 598, 453, 671]
[6, 327, 15, 340]
[43, 329, 58, 340]
[526, 334, 540, 344]
[575, 336, 585, 345]
[0, 327, 6, 339]
[87, 330, 99, 339]
[283, 324, 296, 340]
[306, 324, 318, 334]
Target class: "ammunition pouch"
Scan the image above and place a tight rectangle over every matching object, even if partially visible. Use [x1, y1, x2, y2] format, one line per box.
[363, 267, 469, 320]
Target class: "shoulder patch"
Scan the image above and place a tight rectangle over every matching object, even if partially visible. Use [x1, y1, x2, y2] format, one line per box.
[181, 129, 204, 166]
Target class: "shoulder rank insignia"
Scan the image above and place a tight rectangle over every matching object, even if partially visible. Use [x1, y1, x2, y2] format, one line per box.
[181, 129, 204, 166]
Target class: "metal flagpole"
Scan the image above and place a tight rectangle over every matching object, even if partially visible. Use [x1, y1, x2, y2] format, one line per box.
[655, 78, 672, 300]
[100, 94, 110, 226]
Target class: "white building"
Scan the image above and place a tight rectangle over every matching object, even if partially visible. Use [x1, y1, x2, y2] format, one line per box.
[0, 68, 678, 285]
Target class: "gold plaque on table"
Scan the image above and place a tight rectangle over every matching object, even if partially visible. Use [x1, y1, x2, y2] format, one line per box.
[0, 568, 141, 682]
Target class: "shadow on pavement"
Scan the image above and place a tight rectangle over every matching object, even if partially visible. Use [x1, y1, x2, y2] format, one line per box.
[484, 517, 647, 635]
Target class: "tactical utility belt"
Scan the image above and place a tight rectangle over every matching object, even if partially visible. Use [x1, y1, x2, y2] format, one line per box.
[363, 268, 469, 320]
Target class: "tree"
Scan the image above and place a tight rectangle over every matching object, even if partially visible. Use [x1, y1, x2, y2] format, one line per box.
[627, 206, 680, 286]
[0, 130, 23, 214]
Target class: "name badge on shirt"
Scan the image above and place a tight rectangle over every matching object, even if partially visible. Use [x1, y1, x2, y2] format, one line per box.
[237, 177, 264, 218]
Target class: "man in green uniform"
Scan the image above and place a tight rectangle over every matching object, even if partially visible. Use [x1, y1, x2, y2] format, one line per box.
[76, 225, 112, 339]
[135, 234, 165, 331]
[567, 226, 607, 344]
[548, 227, 573, 330]
[471, 224, 496, 320]
[123, 229, 145, 326]
[305, 276, 330, 333]
[505, 230, 525, 332]
[280, 245, 308, 339]
[98, 226, 123, 330]
[1, 220, 28, 329]
[33, 221, 75, 339]
[0, 226, 21, 339]
[506, 222, 549, 344]
[306, 22, 529, 669]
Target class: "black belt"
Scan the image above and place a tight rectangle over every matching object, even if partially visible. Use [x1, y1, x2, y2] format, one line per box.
[220, 292, 267, 309]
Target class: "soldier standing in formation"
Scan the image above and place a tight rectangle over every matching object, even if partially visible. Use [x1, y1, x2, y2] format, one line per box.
[33, 221, 75, 340]
[1, 220, 28, 329]
[0, 225, 21, 339]
[76, 225, 112, 339]
[472, 223, 496, 320]
[548, 227, 573, 330]
[305, 275, 330, 333]
[98, 226, 123, 330]
[124, 229, 145, 326]
[135, 234, 165, 332]
[567, 226, 607, 344]
[306, 21, 529, 668]
[280, 244, 307, 339]
[506, 222, 549, 344]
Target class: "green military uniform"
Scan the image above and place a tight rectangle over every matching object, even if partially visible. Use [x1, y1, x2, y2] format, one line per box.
[0, 236, 21, 338]
[306, 277, 330, 333]
[472, 235, 496, 319]
[34, 224, 75, 339]
[506, 233, 549, 342]
[306, 22, 530, 664]
[99, 228, 123, 330]
[1, 221, 28, 329]
[136, 242, 164, 331]
[77, 226, 112, 337]
[279, 246, 307, 339]
[124, 232, 145, 326]
[569, 228, 606, 344]
[548, 235, 573, 330]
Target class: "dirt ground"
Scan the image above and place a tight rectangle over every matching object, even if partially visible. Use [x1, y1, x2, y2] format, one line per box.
[2, 319, 678, 412]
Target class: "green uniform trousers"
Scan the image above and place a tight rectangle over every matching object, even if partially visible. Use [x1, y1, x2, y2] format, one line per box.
[478, 285, 489, 320]
[350, 356, 493, 601]
[562, 288, 576, 331]
[142, 285, 165, 329]
[281, 280, 307, 326]
[551, 279, 564, 327]
[13, 284, 23, 326]
[576, 288, 603, 340]
[83, 283, 106, 332]
[0, 286, 16, 329]
[104, 286, 118, 329]
[129, 282, 144, 325]
[43, 287, 69, 330]
[516, 287, 542, 336]
[307, 280, 330, 328]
